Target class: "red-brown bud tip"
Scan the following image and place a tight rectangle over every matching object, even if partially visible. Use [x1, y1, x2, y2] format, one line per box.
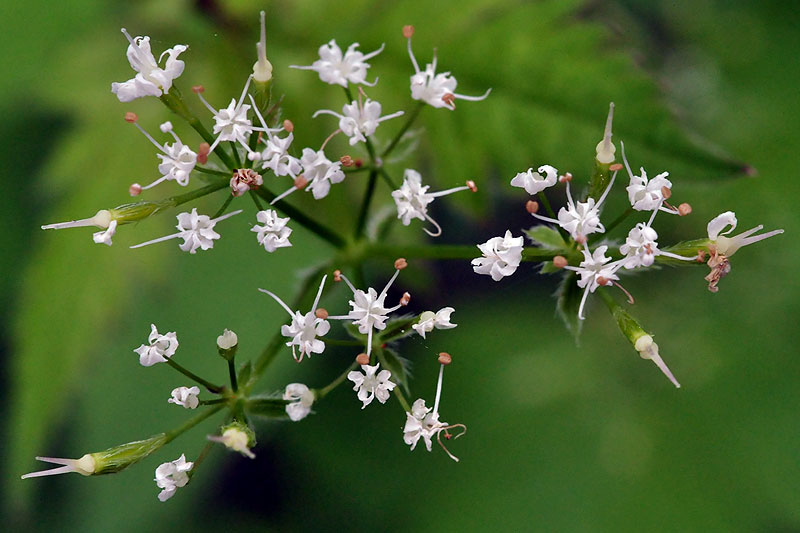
[559, 172, 573, 183]
[609, 163, 623, 172]
[124, 112, 138, 123]
[466, 180, 477, 192]
[678, 202, 692, 216]
[129, 183, 142, 196]
[553, 255, 568, 268]
[356, 353, 370, 365]
[354, 158, 364, 168]
[340, 155, 354, 167]
[197, 153, 208, 165]
[315, 308, 329, 320]
[442, 93, 456, 108]
[402, 25, 415, 38]
[333, 270, 342, 282]
[197, 142, 210, 165]
[294, 175, 308, 189]
[438, 352, 452, 365]
[192, 85, 205, 94]
[525, 200, 539, 214]
[596, 276, 609, 286]
[400, 292, 411, 306]
[283, 119, 294, 133]
[661, 186, 672, 199]
[394, 258, 408, 270]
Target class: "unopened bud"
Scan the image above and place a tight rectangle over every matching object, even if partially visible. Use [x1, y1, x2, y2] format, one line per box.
[192, 85, 204, 94]
[354, 158, 364, 168]
[356, 353, 370, 365]
[438, 352, 452, 365]
[315, 308, 329, 319]
[129, 183, 142, 197]
[466, 180, 477, 192]
[553, 255, 568, 268]
[526, 200, 539, 214]
[609, 163, 623, 172]
[124, 112, 138, 123]
[209, 422, 256, 459]
[340, 155, 354, 167]
[400, 292, 411, 306]
[294, 175, 308, 189]
[559, 172, 573, 183]
[333, 270, 342, 282]
[217, 328, 238, 360]
[403, 25, 415, 38]
[283, 119, 294, 132]
[197, 142, 210, 165]
[394, 258, 408, 270]
[678, 203, 692, 216]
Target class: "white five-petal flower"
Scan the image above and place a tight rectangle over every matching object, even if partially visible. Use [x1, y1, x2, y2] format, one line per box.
[290, 40, 384, 87]
[130, 119, 197, 190]
[154, 454, 193, 502]
[283, 383, 315, 421]
[168, 386, 200, 409]
[134, 324, 179, 367]
[471, 230, 524, 281]
[313, 97, 403, 146]
[412, 307, 457, 339]
[392, 169, 475, 236]
[196, 78, 259, 159]
[252, 209, 292, 252]
[347, 363, 397, 408]
[130, 208, 242, 254]
[564, 245, 623, 320]
[510, 165, 558, 196]
[111, 29, 187, 102]
[621, 142, 677, 214]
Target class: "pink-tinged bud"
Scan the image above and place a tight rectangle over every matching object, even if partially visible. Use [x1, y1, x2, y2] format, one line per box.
[283, 119, 294, 132]
[197, 142, 210, 165]
[661, 186, 672, 199]
[129, 183, 142, 197]
[333, 270, 342, 282]
[394, 258, 408, 270]
[438, 352, 452, 365]
[340, 155, 354, 167]
[356, 353, 370, 365]
[596, 276, 609, 286]
[466, 180, 477, 192]
[294, 175, 308, 189]
[559, 172, 573, 183]
[678, 203, 692, 216]
[402, 25, 415, 38]
[609, 163, 623, 172]
[192, 85, 205, 94]
[124, 112, 138, 123]
[354, 158, 364, 168]
[526, 200, 539, 214]
[315, 308, 329, 320]
[553, 255, 568, 268]
[400, 292, 411, 306]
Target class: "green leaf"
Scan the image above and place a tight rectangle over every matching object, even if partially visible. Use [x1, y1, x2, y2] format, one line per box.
[524, 225, 570, 251]
[555, 271, 584, 341]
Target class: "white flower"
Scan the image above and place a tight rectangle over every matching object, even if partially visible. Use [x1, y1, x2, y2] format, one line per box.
[290, 40, 384, 87]
[406, 31, 490, 109]
[154, 454, 193, 502]
[21, 454, 96, 479]
[260, 276, 330, 362]
[621, 142, 676, 213]
[207, 427, 255, 459]
[252, 209, 292, 252]
[634, 335, 680, 388]
[134, 324, 179, 367]
[283, 383, 315, 421]
[130, 208, 242, 254]
[510, 165, 558, 196]
[216, 329, 238, 350]
[620, 222, 695, 269]
[313, 98, 403, 146]
[564, 245, 622, 320]
[130, 119, 197, 190]
[196, 78, 259, 159]
[412, 307, 457, 339]
[704, 211, 784, 292]
[92, 220, 118, 246]
[347, 363, 396, 408]
[42, 209, 117, 246]
[111, 29, 187, 102]
[261, 132, 302, 177]
[392, 169, 475, 236]
[301, 148, 345, 200]
[168, 386, 200, 409]
[471, 230, 524, 281]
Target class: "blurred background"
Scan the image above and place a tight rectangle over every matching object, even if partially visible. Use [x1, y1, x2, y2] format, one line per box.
[1, 0, 798, 531]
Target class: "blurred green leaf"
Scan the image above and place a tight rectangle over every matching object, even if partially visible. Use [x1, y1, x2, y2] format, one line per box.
[524, 225, 569, 251]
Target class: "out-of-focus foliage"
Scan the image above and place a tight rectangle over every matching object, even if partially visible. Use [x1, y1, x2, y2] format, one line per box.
[1, 0, 798, 531]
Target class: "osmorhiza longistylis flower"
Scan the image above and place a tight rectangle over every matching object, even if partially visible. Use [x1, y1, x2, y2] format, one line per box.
[129, 209, 242, 254]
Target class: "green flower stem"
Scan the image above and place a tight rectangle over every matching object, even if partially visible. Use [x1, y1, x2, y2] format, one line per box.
[601, 206, 635, 238]
[323, 339, 365, 347]
[354, 169, 379, 239]
[195, 166, 231, 177]
[212, 194, 234, 218]
[166, 358, 225, 394]
[249, 190, 265, 211]
[382, 101, 425, 158]
[379, 167, 398, 189]
[317, 361, 358, 399]
[199, 398, 229, 406]
[188, 441, 216, 475]
[164, 404, 226, 444]
[228, 360, 238, 393]
[538, 191, 571, 242]
[393, 387, 411, 412]
[168, 181, 229, 208]
[344, 166, 373, 174]
[229, 141, 242, 168]
[253, 187, 346, 248]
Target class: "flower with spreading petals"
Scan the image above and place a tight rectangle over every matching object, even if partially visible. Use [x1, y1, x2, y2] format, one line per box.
[564, 245, 622, 320]
[412, 307, 457, 339]
[471, 231, 524, 281]
[313, 98, 403, 146]
[300, 148, 345, 200]
[621, 142, 677, 214]
[154, 454, 193, 502]
[129, 119, 197, 190]
[510, 165, 558, 196]
[111, 29, 187, 102]
[134, 324, 179, 366]
[406, 27, 490, 109]
[284, 383, 315, 421]
[260, 276, 330, 362]
[196, 78, 259, 159]
[620, 221, 696, 269]
[392, 169, 476, 236]
[704, 211, 784, 292]
[347, 363, 396, 408]
[168, 386, 200, 409]
[290, 40, 384, 87]
[252, 209, 292, 252]
[130, 208, 242, 254]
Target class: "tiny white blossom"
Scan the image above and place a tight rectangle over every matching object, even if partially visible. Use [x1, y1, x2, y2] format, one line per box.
[471, 230, 524, 281]
[283, 383, 315, 421]
[564, 245, 623, 320]
[130, 119, 197, 190]
[300, 148, 345, 200]
[392, 169, 475, 236]
[252, 209, 292, 252]
[347, 363, 396, 408]
[313, 98, 403, 146]
[510, 165, 558, 196]
[406, 31, 490, 109]
[111, 29, 187, 102]
[196, 78, 259, 159]
[412, 307, 457, 339]
[620, 222, 695, 269]
[290, 39, 384, 87]
[168, 386, 200, 409]
[621, 142, 677, 214]
[216, 329, 238, 350]
[130, 209, 242, 254]
[260, 276, 330, 362]
[134, 324, 179, 367]
[92, 220, 118, 246]
[154, 454, 193, 502]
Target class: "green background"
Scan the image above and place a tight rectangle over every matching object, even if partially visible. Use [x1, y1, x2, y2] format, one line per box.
[1, 0, 798, 531]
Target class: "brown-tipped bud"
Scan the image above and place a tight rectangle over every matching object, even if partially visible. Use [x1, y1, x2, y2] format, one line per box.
[402, 25, 415, 38]
[394, 258, 408, 270]
[197, 152, 208, 165]
[442, 93, 456, 108]
[356, 353, 370, 365]
[283, 119, 294, 133]
[315, 308, 329, 320]
[333, 270, 342, 282]
[596, 276, 609, 286]
[553, 255, 568, 268]
[696, 249, 707, 263]
[124, 112, 138, 123]
[438, 352, 452, 365]
[197, 142, 210, 165]
[661, 186, 672, 199]
[466, 180, 477, 192]
[129, 183, 142, 197]
[400, 292, 411, 306]
[340, 155, 354, 167]
[192, 85, 205, 94]
[609, 163, 623, 172]
[525, 200, 539, 214]
[678, 202, 692, 216]
[559, 172, 573, 183]
[354, 158, 364, 168]
[294, 175, 308, 189]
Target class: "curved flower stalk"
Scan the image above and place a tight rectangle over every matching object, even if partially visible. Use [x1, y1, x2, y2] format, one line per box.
[392, 169, 477, 236]
[290, 39, 384, 87]
[130, 209, 242, 254]
[111, 29, 187, 102]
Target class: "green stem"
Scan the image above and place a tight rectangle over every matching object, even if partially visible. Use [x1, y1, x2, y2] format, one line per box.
[199, 398, 229, 405]
[164, 404, 225, 443]
[249, 190, 265, 211]
[194, 166, 231, 177]
[378, 167, 398, 189]
[354, 170, 378, 239]
[323, 339, 365, 347]
[228, 360, 238, 393]
[212, 194, 234, 219]
[229, 141, 242, 168]
[253, 187, 346, 248]
[382, 101, 424, 158]
[602, 206, 635, 237]
[166, 358, 225, 394]
[393, 387, 411, 412]
[168, 181, 229, 209]
[317, 361, 358, 399]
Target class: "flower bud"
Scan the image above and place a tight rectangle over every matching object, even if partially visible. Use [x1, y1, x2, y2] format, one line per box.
[217, 328, 238, 360]
[252, 11, 273, 84]
[209, 422, 256, 459]
[356, 353, 370, 365]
